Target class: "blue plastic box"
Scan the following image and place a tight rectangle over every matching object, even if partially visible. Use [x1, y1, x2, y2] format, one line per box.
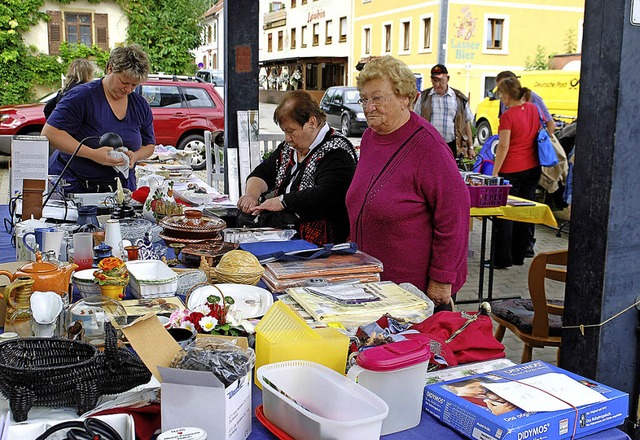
[424, 361, 628, 440]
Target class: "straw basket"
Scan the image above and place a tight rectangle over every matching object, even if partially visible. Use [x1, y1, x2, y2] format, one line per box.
[214, 250, 264, 285]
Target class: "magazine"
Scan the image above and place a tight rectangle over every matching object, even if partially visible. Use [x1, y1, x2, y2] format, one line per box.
[286, 281, 432, 325]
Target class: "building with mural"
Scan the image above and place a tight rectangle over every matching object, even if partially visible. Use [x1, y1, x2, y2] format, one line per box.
[351, 0, 584, 113]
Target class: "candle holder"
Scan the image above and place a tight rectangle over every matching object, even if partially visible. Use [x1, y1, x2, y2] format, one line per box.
[167, 243, 185, 267]
[124, 245, 140, 261]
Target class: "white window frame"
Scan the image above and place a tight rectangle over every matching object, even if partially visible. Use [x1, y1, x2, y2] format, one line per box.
[339, 16, 347, 43]
[362, 25, 372, 56]
[312, 23, 319, 46]
[418, 13, 433, 54]
[325, 19, 333, 45]
[381, 22, 392, 54]
[301, 25, 307, 48]
[398, 18, 412, 55]
[483, 14, 509, 55]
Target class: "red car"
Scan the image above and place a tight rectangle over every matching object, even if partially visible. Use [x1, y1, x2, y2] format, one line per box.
[0, 76, 224, 170]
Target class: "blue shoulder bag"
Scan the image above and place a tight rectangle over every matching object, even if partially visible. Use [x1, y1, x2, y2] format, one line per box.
[536, 112, 559, 167]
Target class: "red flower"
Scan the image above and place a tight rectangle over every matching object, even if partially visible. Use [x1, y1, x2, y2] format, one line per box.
[186, 312, 205, 332]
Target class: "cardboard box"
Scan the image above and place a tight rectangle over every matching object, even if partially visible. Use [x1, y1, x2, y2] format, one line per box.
[159, 367, 252, 440]
[424, 361, 628, 440]
[122, 314, 252, 440]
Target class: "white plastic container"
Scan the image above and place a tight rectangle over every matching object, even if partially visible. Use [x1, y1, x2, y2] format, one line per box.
[347, 339, 430, 435]
[257, 361, 388, 440]
[126, 260, 178, 298]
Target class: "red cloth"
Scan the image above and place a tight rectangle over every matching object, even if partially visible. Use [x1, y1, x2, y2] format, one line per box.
[411, 311, 505, 365]
[132, 186, 150, 204]
[497, 102, 539, 173]
[92, 403, 161, 440]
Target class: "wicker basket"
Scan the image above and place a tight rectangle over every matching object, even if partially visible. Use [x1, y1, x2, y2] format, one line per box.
[0, 323, 151, 422]
[214, 266, 264, 285]
[213, 250, 265, 285]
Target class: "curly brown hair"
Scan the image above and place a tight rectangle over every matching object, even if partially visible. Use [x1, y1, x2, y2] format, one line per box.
[356, 56, 417, 104]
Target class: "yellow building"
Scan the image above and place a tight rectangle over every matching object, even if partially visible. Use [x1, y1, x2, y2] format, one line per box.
[351, 0, 584, 113]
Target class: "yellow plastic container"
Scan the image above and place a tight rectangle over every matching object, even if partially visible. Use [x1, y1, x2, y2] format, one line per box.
[254, 302, 350, 388]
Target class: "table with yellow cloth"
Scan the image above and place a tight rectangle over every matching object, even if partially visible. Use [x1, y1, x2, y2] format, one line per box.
[469, 196, 558, 303]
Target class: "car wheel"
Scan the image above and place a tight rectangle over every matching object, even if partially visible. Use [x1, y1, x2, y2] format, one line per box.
[178, 134, 206, 170]
[341, 115, 352, 137]
[476, 120, 492, 145]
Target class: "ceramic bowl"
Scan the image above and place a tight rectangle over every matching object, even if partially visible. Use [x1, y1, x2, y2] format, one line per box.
[72, 268, 102, 297]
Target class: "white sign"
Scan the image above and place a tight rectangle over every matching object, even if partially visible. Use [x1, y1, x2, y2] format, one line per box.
[632, 0, 640, 25]
[10, 135, 49, 197]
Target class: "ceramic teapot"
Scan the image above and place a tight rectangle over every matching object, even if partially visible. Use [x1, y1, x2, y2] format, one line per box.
[0, 251, 78, 294]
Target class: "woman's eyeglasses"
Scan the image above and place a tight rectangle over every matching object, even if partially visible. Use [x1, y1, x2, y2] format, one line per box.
[358, 94, 392, 108]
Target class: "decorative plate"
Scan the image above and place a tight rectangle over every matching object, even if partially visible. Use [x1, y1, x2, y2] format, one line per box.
[159, 212, 226, 239]
[159, 231, 222, 246]
[186, 283, 273, 319]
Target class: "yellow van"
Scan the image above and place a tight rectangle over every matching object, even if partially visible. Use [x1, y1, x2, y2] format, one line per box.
[474, 70, 580, 144]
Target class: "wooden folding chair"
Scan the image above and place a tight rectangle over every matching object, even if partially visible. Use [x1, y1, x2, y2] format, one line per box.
[490, 249, 567, 363]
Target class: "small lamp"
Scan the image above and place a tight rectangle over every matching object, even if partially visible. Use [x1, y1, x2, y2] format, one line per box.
[42, 132, 124, 208]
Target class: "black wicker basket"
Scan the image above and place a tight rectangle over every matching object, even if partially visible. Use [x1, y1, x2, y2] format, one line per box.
[0, 323, 151, 422]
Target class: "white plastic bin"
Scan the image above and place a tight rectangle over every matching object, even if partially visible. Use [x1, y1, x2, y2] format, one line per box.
[257, 361, 389, 440]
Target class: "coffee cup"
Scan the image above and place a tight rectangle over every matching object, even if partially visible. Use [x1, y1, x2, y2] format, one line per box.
[23, 227, 56, 255]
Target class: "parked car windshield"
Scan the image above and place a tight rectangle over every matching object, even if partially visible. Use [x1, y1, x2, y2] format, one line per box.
[344, 89, 360, 104]
[196, 70, 224, 87]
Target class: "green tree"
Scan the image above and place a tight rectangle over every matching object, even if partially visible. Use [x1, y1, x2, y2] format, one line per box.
[0, 0, 61, 104]
[119, 0, 211, 75]
[564, 29, 577, 54]
[524, 46, 551, 71]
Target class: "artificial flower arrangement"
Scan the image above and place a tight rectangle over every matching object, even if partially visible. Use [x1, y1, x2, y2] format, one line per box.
[93, 257, 129, 286]
[169, 293, 246, 336]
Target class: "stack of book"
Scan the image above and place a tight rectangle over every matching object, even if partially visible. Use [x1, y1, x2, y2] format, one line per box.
[261, 251, 383, 292]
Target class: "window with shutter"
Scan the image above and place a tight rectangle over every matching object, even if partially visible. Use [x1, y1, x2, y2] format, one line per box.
[48, 10, 62, 55]
[95, 13, 109, 51]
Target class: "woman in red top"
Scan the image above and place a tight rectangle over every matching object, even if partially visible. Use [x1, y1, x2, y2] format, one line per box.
[492, 77, 541, 268]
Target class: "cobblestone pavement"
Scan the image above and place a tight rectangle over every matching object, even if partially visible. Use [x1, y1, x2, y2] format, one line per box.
[457, 218, 568, 365]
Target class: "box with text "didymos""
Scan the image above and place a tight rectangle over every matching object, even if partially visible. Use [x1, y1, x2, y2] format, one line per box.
[423, 361, 628, 440]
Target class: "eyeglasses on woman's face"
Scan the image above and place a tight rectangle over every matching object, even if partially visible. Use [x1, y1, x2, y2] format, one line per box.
[358, 94, 393, 108]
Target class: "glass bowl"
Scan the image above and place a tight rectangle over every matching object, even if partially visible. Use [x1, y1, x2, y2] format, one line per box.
[67, 295, 127, 347]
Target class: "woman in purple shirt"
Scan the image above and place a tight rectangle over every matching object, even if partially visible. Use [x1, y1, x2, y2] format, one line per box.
[43, 44, 155, 193]
[346, 56, 470, 312]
